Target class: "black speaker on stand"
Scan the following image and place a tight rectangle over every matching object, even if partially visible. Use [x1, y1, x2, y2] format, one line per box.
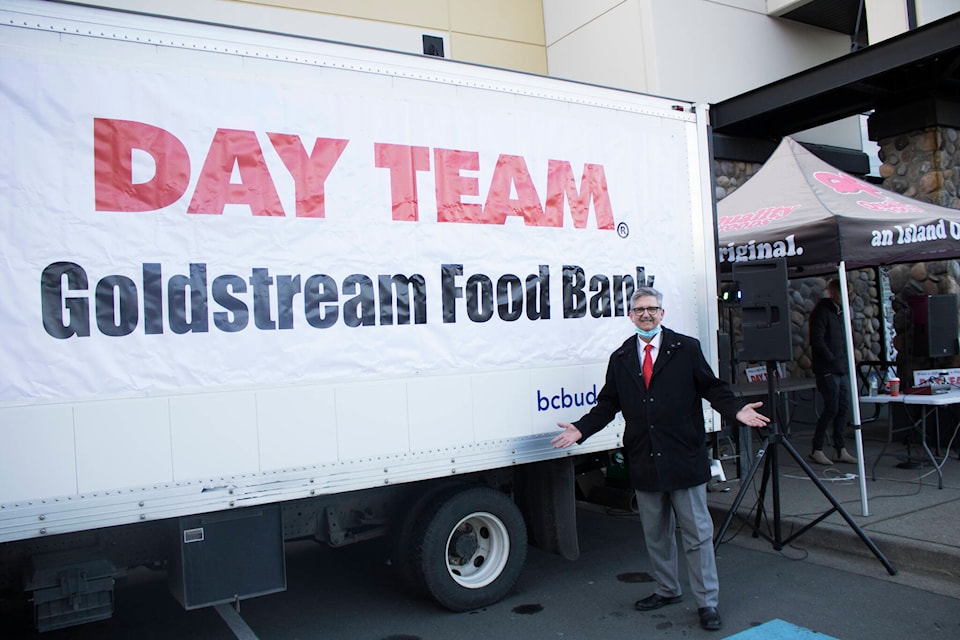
[734, 260, 792, 363]
[909, 294, 959, 358]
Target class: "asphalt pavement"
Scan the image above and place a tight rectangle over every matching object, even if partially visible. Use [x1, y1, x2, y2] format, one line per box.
[708, 394, 960, 602]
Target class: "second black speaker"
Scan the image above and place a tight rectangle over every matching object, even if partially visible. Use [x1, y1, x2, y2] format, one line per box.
[733, 259, 793, 362]
[909, 294, 959, 357]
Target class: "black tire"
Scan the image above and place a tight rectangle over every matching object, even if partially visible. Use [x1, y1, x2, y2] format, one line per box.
[391, 483, 465, 595]
[410, 486, 527, 612]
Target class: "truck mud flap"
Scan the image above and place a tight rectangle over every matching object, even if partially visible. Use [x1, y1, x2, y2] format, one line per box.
[169, 504, 286, 610]
[515, 457, 580, 561]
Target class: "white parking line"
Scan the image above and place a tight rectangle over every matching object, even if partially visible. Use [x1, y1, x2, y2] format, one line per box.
[215, 603, 260, 640]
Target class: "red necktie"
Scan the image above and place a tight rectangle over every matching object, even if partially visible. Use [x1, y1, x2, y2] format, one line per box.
[643, 343, 653, 388]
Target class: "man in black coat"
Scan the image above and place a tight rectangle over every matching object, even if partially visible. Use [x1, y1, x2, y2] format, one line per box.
[809, 278, 857, 465]
[553, 287, 768, 632]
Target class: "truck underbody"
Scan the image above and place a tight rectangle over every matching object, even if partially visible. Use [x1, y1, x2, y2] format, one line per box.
[1, 456, 612, 632]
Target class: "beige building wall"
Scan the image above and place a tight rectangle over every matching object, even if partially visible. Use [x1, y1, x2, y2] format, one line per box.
[865, 0, 910, 43]
[68, 0, 548, 73]
[544, 0, 855, 150]
[543, 0, 655, 92]
[544, 0, 850, 102]
[916, 0, 960, 24]
[245, 0, 548, 71]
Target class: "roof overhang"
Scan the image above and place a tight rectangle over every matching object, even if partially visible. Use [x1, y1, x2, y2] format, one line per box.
[710, 11, 960, 143]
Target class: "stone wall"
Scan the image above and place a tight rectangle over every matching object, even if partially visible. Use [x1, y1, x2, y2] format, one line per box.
[876, 127, 960, 209]
[713, 159, 762, 201]
[788, 271, 881, 378]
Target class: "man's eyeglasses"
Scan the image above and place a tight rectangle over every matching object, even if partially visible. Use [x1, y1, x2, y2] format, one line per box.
[631, 306, 661, 315]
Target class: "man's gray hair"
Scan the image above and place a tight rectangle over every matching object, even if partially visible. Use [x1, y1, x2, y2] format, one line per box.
[632, 287, 663, 306]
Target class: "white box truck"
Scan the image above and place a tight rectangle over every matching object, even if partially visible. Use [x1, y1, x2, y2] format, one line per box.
[0, 0, 720, 631]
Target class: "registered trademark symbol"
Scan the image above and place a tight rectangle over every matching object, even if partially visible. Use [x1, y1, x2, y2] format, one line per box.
[617, 222, 629, 238]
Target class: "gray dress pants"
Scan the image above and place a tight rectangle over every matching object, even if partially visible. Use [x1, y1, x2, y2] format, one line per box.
[634, 482, 719, 608]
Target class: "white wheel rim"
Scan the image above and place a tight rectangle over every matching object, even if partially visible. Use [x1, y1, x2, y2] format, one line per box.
[444, 511, 510, 589]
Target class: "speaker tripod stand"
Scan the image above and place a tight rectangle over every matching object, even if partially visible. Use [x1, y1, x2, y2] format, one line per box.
[714, 361, 897, 576]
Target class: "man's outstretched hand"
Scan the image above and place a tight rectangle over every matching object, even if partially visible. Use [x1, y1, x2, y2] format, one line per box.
[552, 423, 582, 448]
[737, 401, 769, 428]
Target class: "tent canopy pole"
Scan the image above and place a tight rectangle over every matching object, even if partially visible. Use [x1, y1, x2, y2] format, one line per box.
[838, 261, 870, 516]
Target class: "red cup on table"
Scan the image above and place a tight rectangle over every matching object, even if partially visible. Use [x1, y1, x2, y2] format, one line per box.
[889, 378, 900, 396]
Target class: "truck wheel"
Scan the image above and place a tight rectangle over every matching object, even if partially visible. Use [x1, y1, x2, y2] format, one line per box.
[391, 484, 463, 595]
[411, 486, 527, 612]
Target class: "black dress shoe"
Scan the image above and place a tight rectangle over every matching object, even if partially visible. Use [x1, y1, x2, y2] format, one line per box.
[634, 593, 682, 611]
[698, 606, 722, 631]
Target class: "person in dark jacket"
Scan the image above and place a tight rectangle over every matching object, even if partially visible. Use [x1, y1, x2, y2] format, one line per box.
[552, 287, 768, 632]
[808, 278, 857, 465]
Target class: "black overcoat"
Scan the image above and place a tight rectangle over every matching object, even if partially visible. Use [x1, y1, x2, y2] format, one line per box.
[573, 327, 745, 492]
[809, 298, 848, 375]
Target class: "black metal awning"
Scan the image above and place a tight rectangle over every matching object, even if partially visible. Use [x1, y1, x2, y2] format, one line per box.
[711, 12, 960, 141]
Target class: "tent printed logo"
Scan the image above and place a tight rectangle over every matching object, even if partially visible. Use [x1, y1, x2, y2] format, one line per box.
[812, 170, 953, 249]
[812, 171, 884, 198]
[813, 171, 924, 214]
[717, 205, 800, 231]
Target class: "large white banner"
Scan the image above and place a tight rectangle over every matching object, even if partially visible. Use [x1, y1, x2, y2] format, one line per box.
[0, 30, 704, 404]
